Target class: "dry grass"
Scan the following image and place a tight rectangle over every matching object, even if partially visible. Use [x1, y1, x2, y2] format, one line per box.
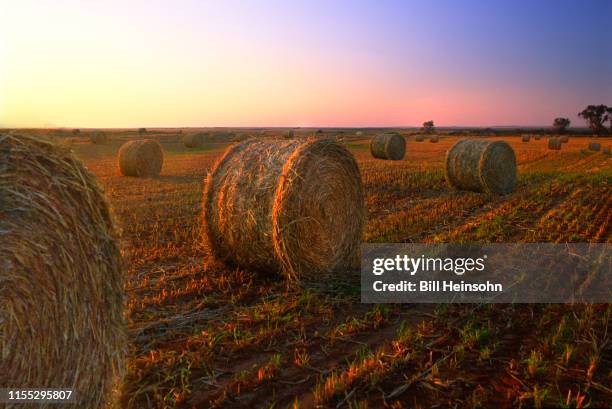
[182, 133, 207, 148]
[445, 139, 517, 194]
[203, 138, 365, 281]
[38, 132, 611, 409]
[589, 142, 601, 151]
[90, 131, 108, 144]
[0, 134, 125, 409]
[370, 133, 406, 160]
[549, 137, 562, 150]
[118, 139, 164, 177]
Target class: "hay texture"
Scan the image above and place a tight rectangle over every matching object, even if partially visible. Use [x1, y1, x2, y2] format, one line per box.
[118, 139, 164, 177]
[415, 134, 425, 142]
[430, 135, 439, 143]
[588, 142, 601, 151]
[445, 139, 517, 195]
[560, 135, 569, 143]
[90, 131, 108, 144]
[548, 138, 562, 150]
[370, 133, 406, 160]
[183, 133, 207, 148]
[0, 134, 125, 408]
[522, 135, 531, 142]
[203, 138, 365, 281]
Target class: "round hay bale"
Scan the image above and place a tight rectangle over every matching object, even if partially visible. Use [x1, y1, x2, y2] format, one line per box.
[521, 135, 530, 142]
[182, 133, 206, 148]
[90, 131, 108, 144]
[603, 146, 610, 155]
[548, 138, 562, 150]
[430, 135, 439, 143]
[370, 133, 406, 160]
[203, 138, 365, 281]
[118, 139, 163, 177]
[559, 135, 569, 143]
[282, 130, 295, 139]
[445, 139, 516, 194]
[355, 131, 363, 136]
[588, 142, 601, 151]
[415, 134, 425, 142]
[0, 134, 125, 408]
[534, 135, 542, 140]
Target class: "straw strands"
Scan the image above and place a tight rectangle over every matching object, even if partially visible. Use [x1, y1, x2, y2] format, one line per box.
[445, 139, 517, 194]
[370, 133, 406, 160]
[0, 134, 125, 409]
[118, 139, 164, 177]
[203, 138, 365, 281]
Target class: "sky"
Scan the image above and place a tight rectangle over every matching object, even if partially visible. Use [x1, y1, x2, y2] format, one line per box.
[0, 0, 610, 128]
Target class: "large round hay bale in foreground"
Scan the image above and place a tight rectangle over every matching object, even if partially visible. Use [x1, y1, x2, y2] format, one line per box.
[204, 138, 365, 281]
[0, 134, 125, 408]
[370, 133, 406, 160]
[445, 139, 516, 194]
[183, 133, 206, 148]
[559, 135, 569, 143]
[548, 138, 562, 150]
[522, 135, 530, 142]
[588, 142, 601, 151]
[118, 139, 164, 177]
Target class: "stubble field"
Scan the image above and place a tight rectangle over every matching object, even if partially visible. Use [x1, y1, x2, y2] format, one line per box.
[71, 132, 611, 409]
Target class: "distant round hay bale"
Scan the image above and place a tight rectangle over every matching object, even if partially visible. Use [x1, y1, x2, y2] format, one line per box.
[588, 142, 601, 151]
[534, 135, 542, 140]
[370, 133, 406, 160]
[445, 139, 517, 194]
[355, 131, 363, 136]
[559, 135, 569, 143]
[0, 134, 125, 408]
[522, 135, 530, 142]
[430, 135, 439, 143]
[182, 133, 206, 148]
[603, 147, 610, 155]
[548, 138, 562, 150]
[90, 131, 108, 144]
[118, 139, 163, 177]
[415, 134, 425, 142]
[203, 138, 365, 281]
[283, 130, 295, 139]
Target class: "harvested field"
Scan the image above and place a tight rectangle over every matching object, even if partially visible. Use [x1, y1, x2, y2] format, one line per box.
[59, 132, 610, 409]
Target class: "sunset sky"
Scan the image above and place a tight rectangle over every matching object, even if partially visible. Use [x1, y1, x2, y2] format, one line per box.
[1, 0, 610, 128]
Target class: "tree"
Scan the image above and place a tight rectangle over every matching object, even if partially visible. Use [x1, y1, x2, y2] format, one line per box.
[422, 120, 435, 134]
[578, 105, 610, 134]
[552, 117, 571, 134]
